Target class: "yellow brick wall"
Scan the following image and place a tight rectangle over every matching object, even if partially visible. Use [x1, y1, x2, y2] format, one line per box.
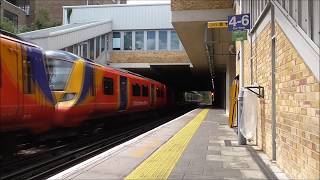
[239, 22, 320, 179]
[171, 0, 233, 11]
[110, 51, 190, 63]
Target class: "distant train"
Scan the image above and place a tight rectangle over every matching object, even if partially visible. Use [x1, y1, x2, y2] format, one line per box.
[0, 30, 173, 135]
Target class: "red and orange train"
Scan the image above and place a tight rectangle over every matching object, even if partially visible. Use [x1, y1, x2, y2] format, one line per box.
[0, 30, 173, 135]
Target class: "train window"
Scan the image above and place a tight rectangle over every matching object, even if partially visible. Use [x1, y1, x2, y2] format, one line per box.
[23, 53, 33, 94]
[142, 85, 148, 97]
[45, 58, 73, 91]
[160, 89, 164, 97]
[103, 77, 113, 95]
[132, 84, 141, 96]
[156, 88, 160, 97]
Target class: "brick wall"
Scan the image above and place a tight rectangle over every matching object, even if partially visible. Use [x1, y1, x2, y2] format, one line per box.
[110, 51, 190, 64]
[171, 0, 233, 11]
[1, 0, 27, 27]
[238, 22, 320, 179]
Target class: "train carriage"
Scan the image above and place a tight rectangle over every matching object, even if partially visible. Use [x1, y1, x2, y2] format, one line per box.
[45, 50, 168, 128]
[0, 30, 170, 135]
[0, 31, 55, 133]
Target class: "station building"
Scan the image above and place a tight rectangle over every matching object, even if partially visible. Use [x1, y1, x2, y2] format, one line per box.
[0, 0, 28, 28]
[18, 1, 319, 179]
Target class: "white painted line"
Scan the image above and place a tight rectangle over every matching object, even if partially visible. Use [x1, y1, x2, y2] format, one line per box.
[48, 109, 199, 180]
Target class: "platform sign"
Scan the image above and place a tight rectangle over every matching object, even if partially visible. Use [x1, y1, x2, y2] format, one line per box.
[208, 21, 228, 29]
[227, 14, 250, 32]
[232, 31, 247, 41]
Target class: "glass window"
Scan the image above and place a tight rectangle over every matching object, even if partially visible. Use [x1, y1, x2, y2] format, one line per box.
[135, 31, 144, 50]
[142, 85, 149, 97]
[113, 32, 121, 50]
[73, 44, 79, 55]
[124, 32, 132, 50]
[82, 43, 88, 58]
[159, 31, 167, 50]
[103, 77, 113, 95]
[3, 10, 18, 28]
[23, 51, 33, 94]
[45, 58, 73, 91]
[101, 35, 105, 52]
[170, 31, 180, 50]
[66, 46, 73, 53]
[147, 31, 155, 50]
[132, 84, 141, 96]
[96, 37, 100, 58]
[89, 38, 94, 59]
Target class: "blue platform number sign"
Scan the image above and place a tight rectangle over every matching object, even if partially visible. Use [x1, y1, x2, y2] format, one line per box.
[227, 14, 250, 32]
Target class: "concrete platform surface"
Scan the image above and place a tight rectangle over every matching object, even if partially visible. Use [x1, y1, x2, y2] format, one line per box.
[48, 108, 288, 180]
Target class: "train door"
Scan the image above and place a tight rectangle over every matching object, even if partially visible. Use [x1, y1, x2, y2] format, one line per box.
[119, 76, 127, 111]
[150, 84, 155, 107]
[87, 63, 96, 114]
[22, 46, 41, 121]
[0, 38, 20, 121]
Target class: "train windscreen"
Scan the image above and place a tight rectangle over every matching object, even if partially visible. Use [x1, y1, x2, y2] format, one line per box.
[45, 58, 73, 91]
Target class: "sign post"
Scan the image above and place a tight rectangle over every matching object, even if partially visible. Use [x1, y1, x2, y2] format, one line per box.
[227, 13, 250, 145]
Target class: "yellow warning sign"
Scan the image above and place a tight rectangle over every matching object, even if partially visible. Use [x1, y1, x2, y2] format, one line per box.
[208, 21, 228, 29]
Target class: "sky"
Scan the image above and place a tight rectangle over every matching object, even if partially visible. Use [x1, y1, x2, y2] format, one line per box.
[127, 0, 171, 4]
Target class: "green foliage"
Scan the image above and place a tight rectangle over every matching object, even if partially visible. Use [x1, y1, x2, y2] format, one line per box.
[18, 25, 33, 33]
[34, 9, 61, 30]
[0, 17, 16, 33]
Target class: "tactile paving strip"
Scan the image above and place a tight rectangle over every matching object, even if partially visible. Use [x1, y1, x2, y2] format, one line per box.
[125, 109, 209, 180]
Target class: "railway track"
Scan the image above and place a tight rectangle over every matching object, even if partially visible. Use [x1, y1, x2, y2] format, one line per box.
[0, 106, 195, 180]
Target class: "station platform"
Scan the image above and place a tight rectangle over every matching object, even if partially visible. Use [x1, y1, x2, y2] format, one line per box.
[49, 108, 288, 180]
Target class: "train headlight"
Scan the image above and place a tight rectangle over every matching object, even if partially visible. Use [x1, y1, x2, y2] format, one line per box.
[60, 93, 76, 102]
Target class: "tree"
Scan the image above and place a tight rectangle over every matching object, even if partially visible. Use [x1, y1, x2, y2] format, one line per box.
[34, 9, 61, 30]
[0, 17, 16, 33]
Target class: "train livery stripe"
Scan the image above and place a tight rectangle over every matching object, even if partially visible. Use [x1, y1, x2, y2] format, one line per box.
[26, 46, 55, 104]
[76, 62, 92, 105]
[125, 109, 209, 180]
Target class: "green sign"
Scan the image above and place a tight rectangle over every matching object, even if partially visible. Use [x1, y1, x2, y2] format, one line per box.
[232, 31, 247, 41]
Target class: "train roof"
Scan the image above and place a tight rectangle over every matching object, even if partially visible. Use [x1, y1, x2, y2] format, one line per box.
[45, 50, 163, 85]
[0, 30, 39, 48]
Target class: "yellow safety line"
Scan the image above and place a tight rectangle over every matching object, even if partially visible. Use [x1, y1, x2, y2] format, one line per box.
[125, 109, 209, 180]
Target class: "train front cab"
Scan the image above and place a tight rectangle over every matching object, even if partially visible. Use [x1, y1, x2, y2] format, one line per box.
[45, 51, 96, 127]
[0, 34, 55, 134]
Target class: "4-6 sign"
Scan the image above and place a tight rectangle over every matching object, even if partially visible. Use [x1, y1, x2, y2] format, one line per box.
[227, 14, 250, 32]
